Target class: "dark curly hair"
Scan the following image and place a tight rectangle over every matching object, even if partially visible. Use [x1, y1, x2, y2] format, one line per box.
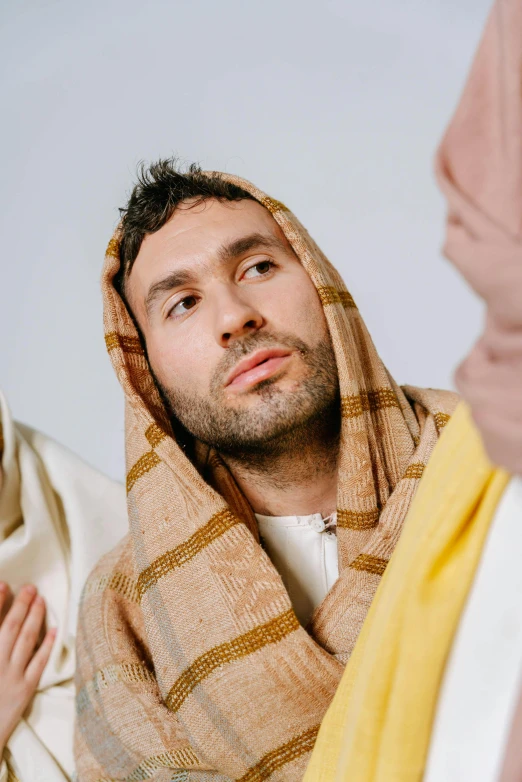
[115, 158, 255, 299]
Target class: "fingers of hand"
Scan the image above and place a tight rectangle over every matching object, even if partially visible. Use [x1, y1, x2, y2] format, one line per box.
[0, 582, 12, 623]
[24, 628, 56, 688]
[0, 586, 56, 750]
[11, 594, 47, 673]
[0, 585, 37, 663]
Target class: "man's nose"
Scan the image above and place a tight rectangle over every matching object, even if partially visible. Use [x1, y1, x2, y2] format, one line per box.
[212, 286, 264, 347]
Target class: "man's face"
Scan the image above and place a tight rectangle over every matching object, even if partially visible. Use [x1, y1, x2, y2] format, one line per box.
[126, 198, 338, 454]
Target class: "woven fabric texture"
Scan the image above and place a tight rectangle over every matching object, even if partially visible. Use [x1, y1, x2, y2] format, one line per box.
[74, 175, 457, 781]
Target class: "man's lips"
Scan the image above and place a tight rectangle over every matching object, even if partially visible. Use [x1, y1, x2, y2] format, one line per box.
[225, 348, 293, 390]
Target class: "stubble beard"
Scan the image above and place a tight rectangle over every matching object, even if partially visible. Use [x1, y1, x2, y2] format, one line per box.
[154, 330, 340, 463]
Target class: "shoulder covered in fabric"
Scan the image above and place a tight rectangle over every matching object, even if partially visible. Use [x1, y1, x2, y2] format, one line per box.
[76, 533, 148, 691]
[74, 534, 200, 782]
[401, 385, 460, 417]
[79, 533, 138, 608]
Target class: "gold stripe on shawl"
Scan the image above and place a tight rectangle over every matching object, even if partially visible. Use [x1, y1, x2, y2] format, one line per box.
[337, 508, 379, 530]
[259, 196, 289, 213]
[165, 609, 299, 713]
[93, 749, 201, 782]
[105, 236, 120, 259]
[132, 749, 201, 775]
[137, 510, 241, 598]
[145, 422, 168, 447]
[105, 332, 144, 355]
[82, 571, 139, 603]
[316, 286, 357, 309]
[349, 554, 389, 577]
[238, 725, 320, 782]
[341, 389, 400, 419]
[403, 463, 426, 480]
[434, 412, 451, 432]
[76, 662, 156, 714]
[127, 451, 161, 494]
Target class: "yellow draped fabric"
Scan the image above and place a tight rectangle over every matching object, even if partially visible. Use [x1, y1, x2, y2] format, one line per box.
[304, 402, 509, 782]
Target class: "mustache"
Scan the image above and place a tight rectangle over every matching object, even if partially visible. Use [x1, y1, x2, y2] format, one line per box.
[210, 331, 310, 392]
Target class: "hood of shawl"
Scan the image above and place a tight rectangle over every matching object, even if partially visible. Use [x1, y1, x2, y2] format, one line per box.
[101, 172, 420, 513]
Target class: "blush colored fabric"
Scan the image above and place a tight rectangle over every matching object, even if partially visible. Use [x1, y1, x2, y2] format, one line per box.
[74, 177, 456, 781]
[435, 0, 522, 329]
[436, 0, 522, 475]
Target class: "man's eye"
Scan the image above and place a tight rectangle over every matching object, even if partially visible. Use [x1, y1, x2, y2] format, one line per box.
[243, 260, 274, 279]
[170, 296, 198, 318]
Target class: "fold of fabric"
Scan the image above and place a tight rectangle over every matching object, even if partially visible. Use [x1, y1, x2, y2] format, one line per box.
[303, 402, 509, 782]
[75, 171, 457, 781]
[305, 0, 521, 777]
[435, 0, 522, 328]
[0, 391, 127, 780]
[423, 475, 522, 782]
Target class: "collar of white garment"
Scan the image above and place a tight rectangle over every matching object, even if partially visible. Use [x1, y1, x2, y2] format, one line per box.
[254, 511, 337, 532]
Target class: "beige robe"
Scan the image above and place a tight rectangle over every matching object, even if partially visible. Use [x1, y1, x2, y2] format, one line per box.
[0, 391, 128, 781]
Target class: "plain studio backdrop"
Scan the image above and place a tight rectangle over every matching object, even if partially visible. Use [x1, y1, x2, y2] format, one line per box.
[1, 0, 491, 483]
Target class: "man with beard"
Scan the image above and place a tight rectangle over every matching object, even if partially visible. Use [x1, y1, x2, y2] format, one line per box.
[74, 163, 455, 781]
[117, 175, 344, 628]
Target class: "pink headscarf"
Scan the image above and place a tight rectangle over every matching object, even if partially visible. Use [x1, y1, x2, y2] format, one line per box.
[436, 0, 522, 475]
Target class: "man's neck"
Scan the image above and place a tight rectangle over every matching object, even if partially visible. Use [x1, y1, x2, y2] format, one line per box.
[219, 408, 340, 518]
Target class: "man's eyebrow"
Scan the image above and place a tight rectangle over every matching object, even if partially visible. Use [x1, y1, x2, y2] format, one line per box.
[144, 232, 288, 318]
[145, 269, 196, 318]
[217, 232, 287, 263]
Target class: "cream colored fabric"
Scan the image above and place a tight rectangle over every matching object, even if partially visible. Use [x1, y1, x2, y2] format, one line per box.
[424, 476, 522, 782]
[0, 391, 128, 782]
[255, 513, 339, 627]
[74, 173, 457, 781]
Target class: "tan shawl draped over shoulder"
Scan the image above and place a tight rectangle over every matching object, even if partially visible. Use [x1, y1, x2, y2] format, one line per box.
[74, 177, 457, 781]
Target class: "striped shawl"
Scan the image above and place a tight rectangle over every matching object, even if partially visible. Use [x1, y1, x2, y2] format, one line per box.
[74, 175, 457, 781]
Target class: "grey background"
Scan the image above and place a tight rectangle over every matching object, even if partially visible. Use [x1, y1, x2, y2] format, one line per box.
[1, 0, 490, 482]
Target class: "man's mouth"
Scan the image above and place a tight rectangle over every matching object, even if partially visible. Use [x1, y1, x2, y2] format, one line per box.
[225, 348, 293, 391]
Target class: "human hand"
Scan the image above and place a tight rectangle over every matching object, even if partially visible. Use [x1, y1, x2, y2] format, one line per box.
[0, 583, 56, 756]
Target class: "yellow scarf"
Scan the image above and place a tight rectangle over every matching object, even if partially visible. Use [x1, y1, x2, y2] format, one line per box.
[304, 403, 509, 781]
